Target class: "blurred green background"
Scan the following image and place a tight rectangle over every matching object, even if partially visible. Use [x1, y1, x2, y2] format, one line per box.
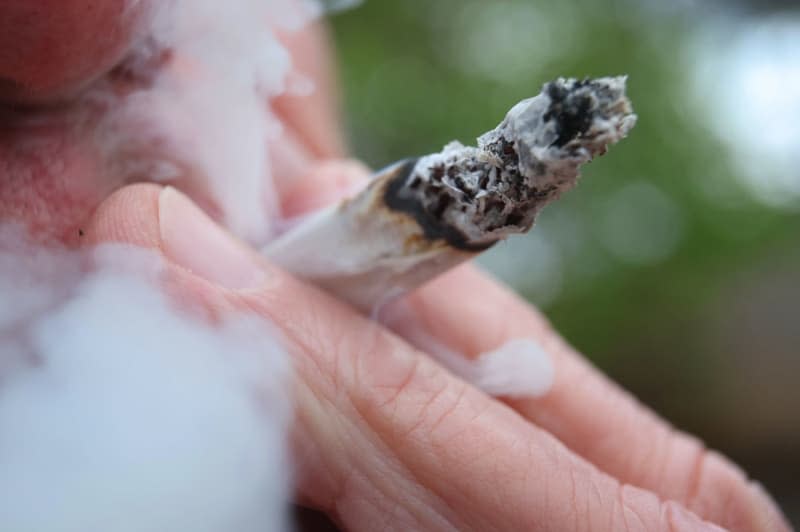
[328, 0, 800, 524]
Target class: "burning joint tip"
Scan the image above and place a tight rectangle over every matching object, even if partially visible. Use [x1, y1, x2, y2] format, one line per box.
[390, 75, 637, 250]
[264, 75, 636, 312]
[539, 76, 636, 149]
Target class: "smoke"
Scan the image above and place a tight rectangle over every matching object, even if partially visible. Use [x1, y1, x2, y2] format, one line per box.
[0, 230, 292, 532]
[87, 0, 324, 244]
[0, 1, 351, 529]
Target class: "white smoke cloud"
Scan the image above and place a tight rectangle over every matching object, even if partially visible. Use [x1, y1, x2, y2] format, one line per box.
[87, 0, 324, 244]
[0, 2, 360, 529]
[0, 234, 292, 532]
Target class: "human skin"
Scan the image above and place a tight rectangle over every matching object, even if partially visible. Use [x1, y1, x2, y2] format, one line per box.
[0, 3, 791, 531]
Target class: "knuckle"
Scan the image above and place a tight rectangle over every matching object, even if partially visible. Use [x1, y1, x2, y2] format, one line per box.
[613, 484, 660, 532]
[356, 352, 473, 447]
[423, 381, 471, 443]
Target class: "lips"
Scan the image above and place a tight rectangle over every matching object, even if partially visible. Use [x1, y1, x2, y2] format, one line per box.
[0, 0, 318, 248]
[0, 0, 152, 105]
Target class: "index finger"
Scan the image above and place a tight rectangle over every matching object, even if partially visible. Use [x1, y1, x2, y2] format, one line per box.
[383, 266, 790, 532]
[268, 17, 348, 207]
[272, 20, 345, 160]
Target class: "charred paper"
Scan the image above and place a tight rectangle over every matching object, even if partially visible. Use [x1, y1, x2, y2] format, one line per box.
[265, 76, 636, 312]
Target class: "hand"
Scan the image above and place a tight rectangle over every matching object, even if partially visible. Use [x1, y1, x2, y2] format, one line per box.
[0, 3, 789, 531]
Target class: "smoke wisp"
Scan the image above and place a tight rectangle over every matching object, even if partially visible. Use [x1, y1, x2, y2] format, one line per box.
[0, 231, 292, 532]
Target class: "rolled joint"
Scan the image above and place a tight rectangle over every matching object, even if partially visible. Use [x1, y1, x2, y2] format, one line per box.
[383, 76, 636, 250]
[263, 75, 636, 313]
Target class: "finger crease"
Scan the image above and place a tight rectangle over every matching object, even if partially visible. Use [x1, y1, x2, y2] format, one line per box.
[684, 444, 708, 510]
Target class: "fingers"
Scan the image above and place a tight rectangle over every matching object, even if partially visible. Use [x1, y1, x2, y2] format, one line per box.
[269, 19, 348, 199]
[272, 20, 346, 160]
[384, 266, 790, 532]
[0, 0, 151, 104]
[279, 158, 370, 218]
[83, 184, 728, 531]
[265, 144, 789, 531]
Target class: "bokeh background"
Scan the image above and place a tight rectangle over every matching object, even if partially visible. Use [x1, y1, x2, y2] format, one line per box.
[328, 0, 800, 524]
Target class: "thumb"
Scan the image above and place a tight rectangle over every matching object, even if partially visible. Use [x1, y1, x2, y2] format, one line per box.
[82, 152, 376, 291]
[84, 183, 269, 292]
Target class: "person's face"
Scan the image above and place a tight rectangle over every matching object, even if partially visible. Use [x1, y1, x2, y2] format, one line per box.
[0, 0, 343, 245]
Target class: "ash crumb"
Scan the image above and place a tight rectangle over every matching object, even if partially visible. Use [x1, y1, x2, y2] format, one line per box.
[391, 76, 636, 249]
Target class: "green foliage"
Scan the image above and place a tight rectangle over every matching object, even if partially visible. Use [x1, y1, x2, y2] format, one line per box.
[332, 1, 796, 351]
[330, 3, 800, 497]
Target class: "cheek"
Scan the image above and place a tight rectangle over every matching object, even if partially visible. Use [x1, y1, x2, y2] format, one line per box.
[0, 0, 151, 104]
[0, 128, 117, 245]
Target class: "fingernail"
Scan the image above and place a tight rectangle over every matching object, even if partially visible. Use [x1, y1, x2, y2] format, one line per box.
[158, 186, 267, 290]
[663, 501, 727, 532]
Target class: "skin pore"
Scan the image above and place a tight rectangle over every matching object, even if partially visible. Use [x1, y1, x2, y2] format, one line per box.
[0, 2, 790, 531]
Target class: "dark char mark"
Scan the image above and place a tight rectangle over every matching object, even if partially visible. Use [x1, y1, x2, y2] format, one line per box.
[544, 79, 594, 148]
[383, 158, 496, 252]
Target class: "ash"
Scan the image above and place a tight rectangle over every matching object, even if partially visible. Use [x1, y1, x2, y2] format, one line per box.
[395, 77, 636, 248]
